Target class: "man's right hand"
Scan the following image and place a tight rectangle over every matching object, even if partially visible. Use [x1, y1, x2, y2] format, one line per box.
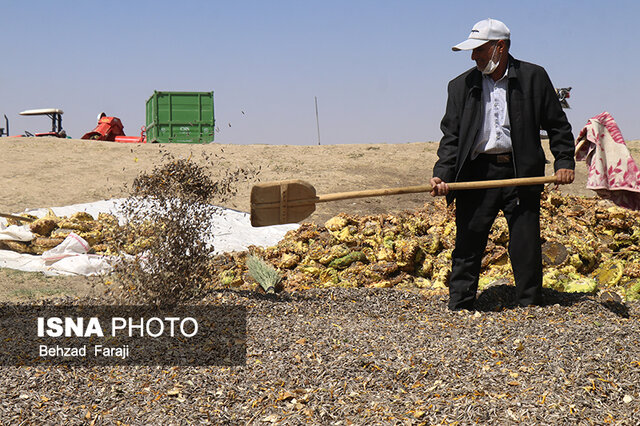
[430, 177, 449, 196]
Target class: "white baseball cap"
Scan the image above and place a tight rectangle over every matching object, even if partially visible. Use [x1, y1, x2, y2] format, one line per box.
[452, 18, 510, 51]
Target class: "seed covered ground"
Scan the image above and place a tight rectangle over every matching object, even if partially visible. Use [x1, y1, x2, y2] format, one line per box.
[2, 288, 639, 425]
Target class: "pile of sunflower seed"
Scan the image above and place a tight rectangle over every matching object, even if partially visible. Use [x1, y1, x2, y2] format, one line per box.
[1, 287, 638, 424]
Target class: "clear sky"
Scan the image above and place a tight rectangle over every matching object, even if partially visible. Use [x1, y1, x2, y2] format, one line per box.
[3, 0, 639, 145]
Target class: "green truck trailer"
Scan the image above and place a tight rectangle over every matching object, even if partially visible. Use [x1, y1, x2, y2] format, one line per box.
[145, 91, 215, 143]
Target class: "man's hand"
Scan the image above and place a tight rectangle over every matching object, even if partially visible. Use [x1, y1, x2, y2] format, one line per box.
[430, 177, 449, 196]
[555, 168, 575, 185]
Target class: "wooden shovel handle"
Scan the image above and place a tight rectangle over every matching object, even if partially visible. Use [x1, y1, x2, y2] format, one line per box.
[317, 176, 557, 203]
[0, 212, 36, 223]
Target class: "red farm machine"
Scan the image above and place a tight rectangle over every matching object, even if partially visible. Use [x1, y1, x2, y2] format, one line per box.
[81, 113, 146, 143]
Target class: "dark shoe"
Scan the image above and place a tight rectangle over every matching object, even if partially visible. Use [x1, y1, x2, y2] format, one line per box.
[448, 300, 475, 311]
[518, 294, 545, 308]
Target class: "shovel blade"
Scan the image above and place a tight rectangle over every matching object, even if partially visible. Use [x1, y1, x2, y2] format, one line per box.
[250, 179, 318, 227]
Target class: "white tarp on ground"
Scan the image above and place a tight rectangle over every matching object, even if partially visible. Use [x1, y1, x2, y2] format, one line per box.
[0, 199, 298, 276]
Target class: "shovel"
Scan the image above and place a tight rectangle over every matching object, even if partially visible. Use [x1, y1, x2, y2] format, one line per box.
[250, 175, 557, 227]
[0, 213, 35, 223]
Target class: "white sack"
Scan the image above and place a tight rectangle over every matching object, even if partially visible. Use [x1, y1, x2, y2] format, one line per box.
[0, 224, 35, 242]
[41, 233, 113, 276]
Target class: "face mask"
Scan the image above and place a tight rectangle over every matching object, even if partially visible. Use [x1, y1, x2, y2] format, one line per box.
[478, 43, 500, 75]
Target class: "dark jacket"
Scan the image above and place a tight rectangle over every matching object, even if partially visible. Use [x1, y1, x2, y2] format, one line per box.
[432, 55, 575, 201]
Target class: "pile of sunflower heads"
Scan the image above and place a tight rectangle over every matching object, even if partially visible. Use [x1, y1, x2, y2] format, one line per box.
[1, 210, 129, 255]
[214, 188, 640, 301]
[539, 191, 640, 301]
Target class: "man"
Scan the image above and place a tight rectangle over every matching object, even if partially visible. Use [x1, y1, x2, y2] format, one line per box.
[430, 18, 575, 310]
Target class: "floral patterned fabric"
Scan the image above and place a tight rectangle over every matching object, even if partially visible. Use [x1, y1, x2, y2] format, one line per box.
[575, 111, 640, 210]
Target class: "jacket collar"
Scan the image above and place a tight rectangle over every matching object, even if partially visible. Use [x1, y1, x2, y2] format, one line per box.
[507, 55, 519, 79]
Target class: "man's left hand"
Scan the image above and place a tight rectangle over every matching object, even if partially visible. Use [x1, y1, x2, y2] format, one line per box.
[555, 168, 575, 185]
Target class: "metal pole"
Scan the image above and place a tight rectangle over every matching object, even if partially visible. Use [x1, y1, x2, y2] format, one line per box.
[314, 96, 321, 146]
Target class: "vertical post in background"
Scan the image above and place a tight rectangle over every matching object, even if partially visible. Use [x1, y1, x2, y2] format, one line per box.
[315, 96, 321, 146]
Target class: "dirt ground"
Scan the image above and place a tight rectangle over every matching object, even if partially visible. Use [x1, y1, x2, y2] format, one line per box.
[1, 137, 639, 301]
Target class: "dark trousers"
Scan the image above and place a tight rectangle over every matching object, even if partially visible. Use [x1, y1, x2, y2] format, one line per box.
[449, 154, 543, 310]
